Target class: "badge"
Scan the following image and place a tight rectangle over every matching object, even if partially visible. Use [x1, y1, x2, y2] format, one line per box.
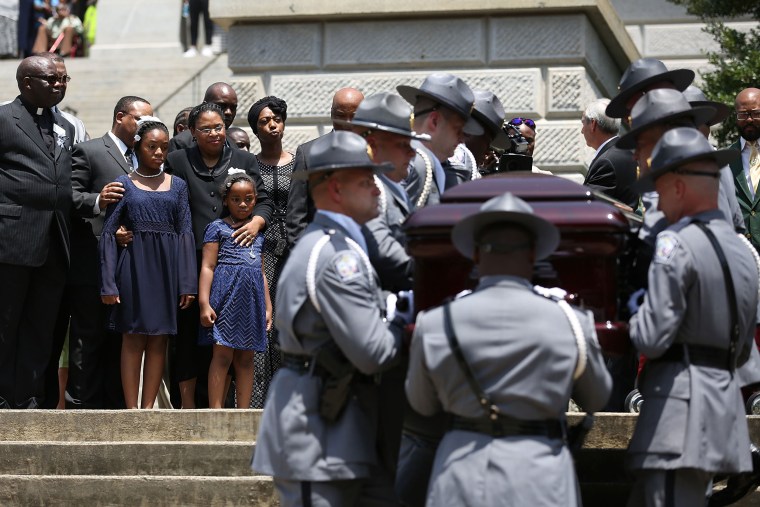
[654, 232, 679, 264]
[334, 251, 362, 282]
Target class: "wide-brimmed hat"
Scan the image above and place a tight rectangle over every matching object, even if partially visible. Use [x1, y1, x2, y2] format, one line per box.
[634, 127, 739, 192]
[616, 88, 715, 149]
[335, 92, 430, 141]
[397, 73, 484, 136]
[606, 58, 694, 118]
[471, 89, 509, 150]
[451, 192, 560, 260]
[682, 85, 731, 127]
[292, 131, 393, 180]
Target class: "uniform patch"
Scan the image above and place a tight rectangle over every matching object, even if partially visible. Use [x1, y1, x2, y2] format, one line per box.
[654, 232, 679, 264]
[334, 251, 362, 282]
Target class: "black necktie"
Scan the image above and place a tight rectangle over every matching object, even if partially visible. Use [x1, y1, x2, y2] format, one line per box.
[124, 148, 134, 168]
[36, 109, 55, 154]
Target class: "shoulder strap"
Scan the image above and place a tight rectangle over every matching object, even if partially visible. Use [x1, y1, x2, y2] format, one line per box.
[442, 303, 500, 419]
[694, 222, 739, 372]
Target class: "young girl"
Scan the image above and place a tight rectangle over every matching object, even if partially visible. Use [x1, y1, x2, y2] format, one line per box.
[199, 173, 272, 408]
[100, 118, 197, 409]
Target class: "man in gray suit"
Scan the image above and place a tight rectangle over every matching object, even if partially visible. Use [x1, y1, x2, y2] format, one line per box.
[406, 192, 612, 506]
[0, 55, 75, 408]
[252, 131, 405, 506]
[627, 128, 758, 506]
[65, 95, 153, 408]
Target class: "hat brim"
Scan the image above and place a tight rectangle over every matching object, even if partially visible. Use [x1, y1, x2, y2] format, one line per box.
[633, 148, 739, 193]
[616, 105, 716, 149]
[470, 110, 510, 150]
[689, 100, 731, 126]
[334, 118, 431, 141]
[451, 209, 560, 261]
[290, 162, 394, 181]
[605, 68, 696, 118]
[396, 85, 485, 136]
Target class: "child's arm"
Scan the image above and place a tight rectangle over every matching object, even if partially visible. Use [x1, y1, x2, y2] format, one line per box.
[100, 183, 127, 304]
[261, 257, 273, 331]
[198, 240, 219, 327]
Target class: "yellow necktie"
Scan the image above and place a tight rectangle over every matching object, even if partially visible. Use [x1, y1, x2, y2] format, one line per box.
[750, 141, 760, 192]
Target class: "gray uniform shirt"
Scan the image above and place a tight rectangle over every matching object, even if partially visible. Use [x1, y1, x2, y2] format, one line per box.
[406, 275, 612, 506]
[252, 212, 402, 481]
[629, 210, 757, 473]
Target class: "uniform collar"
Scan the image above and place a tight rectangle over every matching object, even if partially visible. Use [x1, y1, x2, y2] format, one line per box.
[316, 210, 368, 254]
[477, 274, 533, 292]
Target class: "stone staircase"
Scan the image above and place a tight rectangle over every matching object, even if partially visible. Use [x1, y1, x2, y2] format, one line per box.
[0, 410, 277, 506]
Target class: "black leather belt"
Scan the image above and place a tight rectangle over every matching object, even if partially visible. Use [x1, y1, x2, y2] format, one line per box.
[653, 344, 731, 370]
[451, 414, 566, 440]
[281, 352, 375, 383]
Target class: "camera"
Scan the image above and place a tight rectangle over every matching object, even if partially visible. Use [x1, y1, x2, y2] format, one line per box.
[480, 121, 534, 175]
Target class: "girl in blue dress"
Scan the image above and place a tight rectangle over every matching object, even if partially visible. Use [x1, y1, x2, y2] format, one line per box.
[100, 119, 197, 409]
[199, 173, 272, 408]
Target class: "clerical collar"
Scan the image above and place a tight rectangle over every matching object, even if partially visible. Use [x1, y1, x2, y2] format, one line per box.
[19, 96, 50, 117]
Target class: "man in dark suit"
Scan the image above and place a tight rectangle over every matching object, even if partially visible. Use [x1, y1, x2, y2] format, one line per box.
[0, 56, 75, 409]
[582, 98, 639, 209]
[64, 95, 153, 409]
[284, 87, 364, 246]
[168, 82, 238, 153]
[730, 87, 760, 251]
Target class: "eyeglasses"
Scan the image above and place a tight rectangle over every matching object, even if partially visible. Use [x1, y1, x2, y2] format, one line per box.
[737, 110, 760, 121]
[197, 125, 224, 135]
[509, 117, 536, 130]
[28, 74, 71, 85]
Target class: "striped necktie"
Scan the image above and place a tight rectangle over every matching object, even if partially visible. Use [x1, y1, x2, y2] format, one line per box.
[750, 141, 760, 193]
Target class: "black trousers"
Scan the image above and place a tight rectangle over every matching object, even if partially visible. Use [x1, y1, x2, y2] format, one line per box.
[0, 236, 67, 408]
[188, 0, 213, 46]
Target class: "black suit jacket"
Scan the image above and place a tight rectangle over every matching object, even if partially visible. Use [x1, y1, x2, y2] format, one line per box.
[69, 133, 132, 284]
[285, 136, 320, 246]
[168, 129, 194, 153]
[0, 97, 74, 267]
[166, 145, 273, 249]
[584, 137, 639, 209]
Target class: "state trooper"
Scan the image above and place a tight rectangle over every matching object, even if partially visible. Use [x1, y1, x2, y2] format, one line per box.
[396, 73, 483, 208]
[626, 127, 760, 506]
[338, 91, 430, 292]
[251, 131, 405, 506]
[462, 88, 511, 173]
[405, 192, 612, 506]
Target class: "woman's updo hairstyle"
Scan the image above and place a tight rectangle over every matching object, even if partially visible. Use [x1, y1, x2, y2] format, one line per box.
[133, 118, 169, 151]
[189, 102, 225, 129]
[247, 96, 288, 134]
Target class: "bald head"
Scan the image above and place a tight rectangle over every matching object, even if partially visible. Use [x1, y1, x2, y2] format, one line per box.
[331, 88, 364, 130]
[204, 82, 238, 128]
[736, 87, 760, 142]
[736, 88, 760, 108]
[16, 56, 64, 108]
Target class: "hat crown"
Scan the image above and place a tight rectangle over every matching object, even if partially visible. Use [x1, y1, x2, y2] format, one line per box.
[480, 192, 535, 216]
[307, 131, 374, 171]
[619, 58, 670, 92]
[630, 88, 692, 129]
[472, 89, 506, 134]
[651, 127, 714, 172]
[351, 92, 415, 134]
[683, 85, 707, 103]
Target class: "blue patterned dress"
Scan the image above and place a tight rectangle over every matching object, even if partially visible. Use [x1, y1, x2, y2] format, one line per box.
[199, 219, 267, 352]
[100, 175, 197, 335]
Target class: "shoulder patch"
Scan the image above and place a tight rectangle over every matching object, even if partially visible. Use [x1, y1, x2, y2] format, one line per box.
[654, 232, 680, 264]
[333, 251, 362, 282]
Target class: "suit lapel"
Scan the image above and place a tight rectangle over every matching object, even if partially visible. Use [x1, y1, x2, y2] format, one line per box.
[13, 100, 53, 160]
[52, 109, 71, 162]
[730, 140, 753, 206]
[102, 134, 131, 174]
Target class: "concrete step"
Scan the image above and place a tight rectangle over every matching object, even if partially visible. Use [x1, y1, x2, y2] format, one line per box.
[0, 475, 277, 507]
[0, 441, 255, 476]
[0, 409, 262, 442]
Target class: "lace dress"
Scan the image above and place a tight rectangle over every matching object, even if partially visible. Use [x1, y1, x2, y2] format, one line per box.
[199, 220, 267, 351]
[100, 175, 197, 335]
[251, 154, 294, 407]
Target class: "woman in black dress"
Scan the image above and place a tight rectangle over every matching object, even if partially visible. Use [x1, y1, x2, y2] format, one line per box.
[247, 96, 294, 408]
[165, 102, 272, 408]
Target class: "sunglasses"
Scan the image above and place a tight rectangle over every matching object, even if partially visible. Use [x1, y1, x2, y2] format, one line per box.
[509, 117, 536, 130]
[28, 74, 71, 85]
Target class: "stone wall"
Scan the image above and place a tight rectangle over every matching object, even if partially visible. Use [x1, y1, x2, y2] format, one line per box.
[213, 0, 639, 179]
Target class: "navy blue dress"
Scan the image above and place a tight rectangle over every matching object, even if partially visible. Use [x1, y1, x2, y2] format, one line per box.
[199, 219, 267, 352]
[100, 175, 197, 335]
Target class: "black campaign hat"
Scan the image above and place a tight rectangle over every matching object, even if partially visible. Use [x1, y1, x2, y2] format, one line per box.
[471, 89, 509, 150]
[292, 131, 392, 180]
[451, 192, 560, 261]
[616, 88, 715, 149]
[634, 127, 739, 192]
[606, 58, 695, 118]
[682, 85, 731, 127]
[335, 92, 431, 141]
[397, 73, 484, 136]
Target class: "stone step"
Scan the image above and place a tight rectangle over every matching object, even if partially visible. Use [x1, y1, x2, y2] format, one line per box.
[0, 441, 256, 476]
[0, 409, 262, 442]
[0, 475, 277, 507]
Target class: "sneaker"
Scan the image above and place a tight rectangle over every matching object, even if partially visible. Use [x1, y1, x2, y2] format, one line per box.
[183, 47, 198, 58]
[201, 46, 214, 57]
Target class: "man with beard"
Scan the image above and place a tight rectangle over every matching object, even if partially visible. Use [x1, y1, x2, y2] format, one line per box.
[730, 87, 760, 251]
